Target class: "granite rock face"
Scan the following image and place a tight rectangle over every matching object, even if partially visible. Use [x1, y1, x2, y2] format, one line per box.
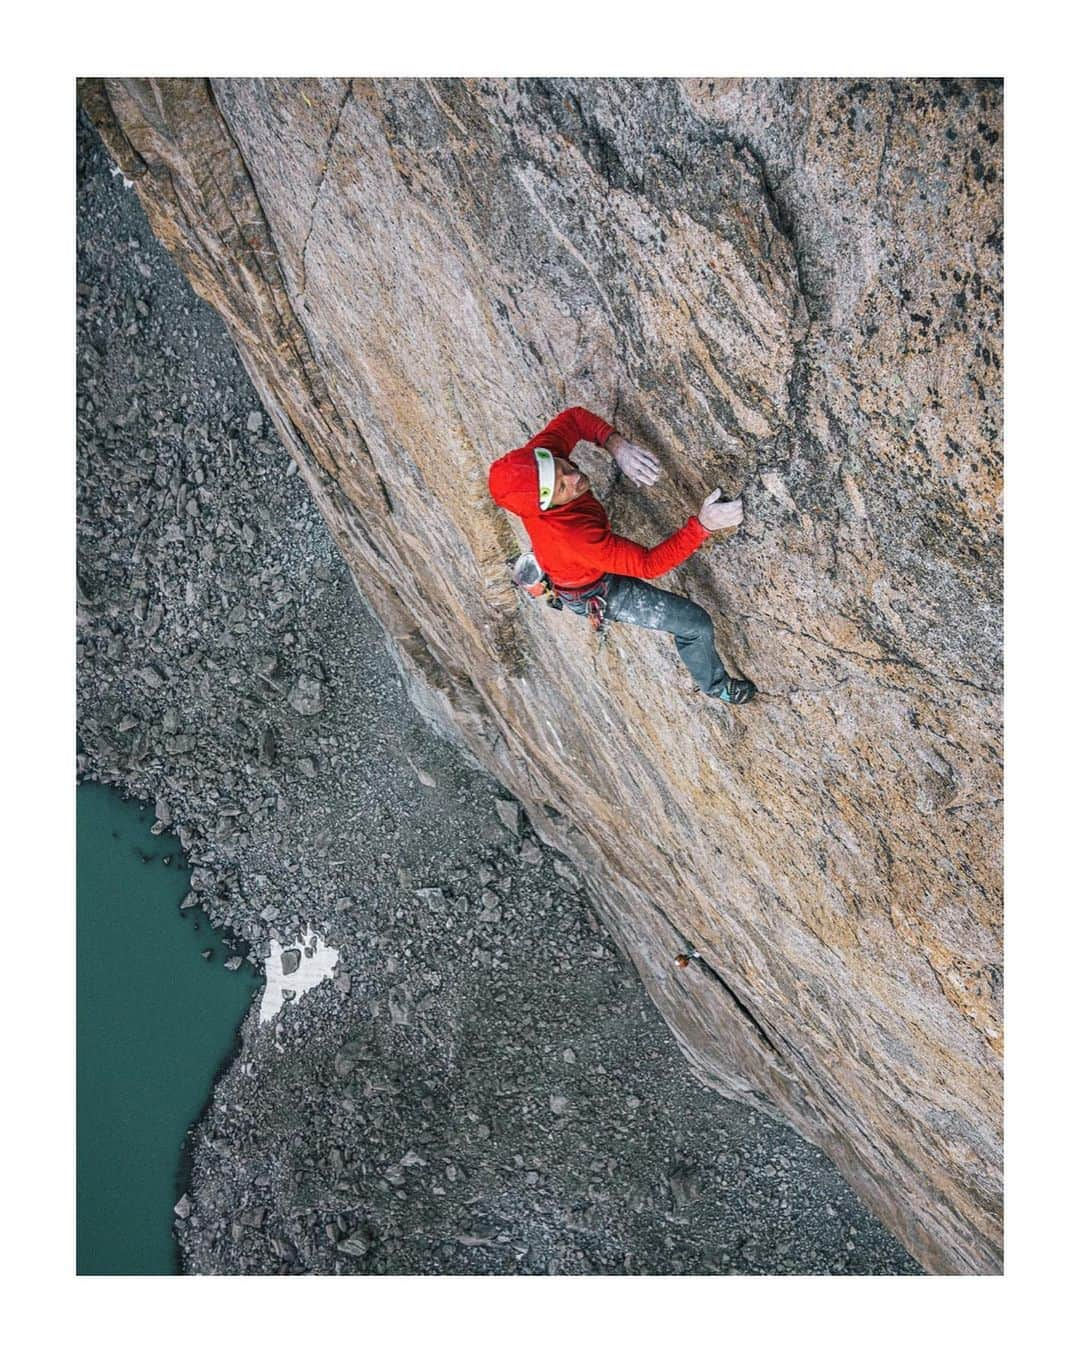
[79, 77, 1002, 1274]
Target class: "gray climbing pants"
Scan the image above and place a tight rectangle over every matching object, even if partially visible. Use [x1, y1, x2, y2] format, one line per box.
[561, 574, 730, 696]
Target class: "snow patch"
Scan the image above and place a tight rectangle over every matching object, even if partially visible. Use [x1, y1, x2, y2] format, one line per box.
[259, 925, 339, 1024]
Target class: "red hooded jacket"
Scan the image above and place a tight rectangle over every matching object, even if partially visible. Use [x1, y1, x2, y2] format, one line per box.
[487, 406, 711, 588]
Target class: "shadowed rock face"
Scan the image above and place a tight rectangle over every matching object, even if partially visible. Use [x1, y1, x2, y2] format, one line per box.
[79, 76, 1002, 1274]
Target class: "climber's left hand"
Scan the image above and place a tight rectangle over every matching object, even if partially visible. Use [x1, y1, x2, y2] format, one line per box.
[608, 433, 661, 487]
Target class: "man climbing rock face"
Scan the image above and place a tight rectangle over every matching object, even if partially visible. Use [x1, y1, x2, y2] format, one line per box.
[487, 406, 756, 705]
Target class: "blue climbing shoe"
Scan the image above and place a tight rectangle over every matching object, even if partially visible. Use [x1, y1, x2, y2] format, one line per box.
[709, 676, 757, 705]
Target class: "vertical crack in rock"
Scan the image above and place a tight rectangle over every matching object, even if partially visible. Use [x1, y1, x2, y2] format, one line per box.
[657, 900, 786, 1064]
[687, 954, 784, 1061]
[875, 86, 900, 200]
[296, 78, 354, 303]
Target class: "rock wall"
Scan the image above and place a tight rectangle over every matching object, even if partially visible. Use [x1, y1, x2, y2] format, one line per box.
[78, 76, 1002, 1274]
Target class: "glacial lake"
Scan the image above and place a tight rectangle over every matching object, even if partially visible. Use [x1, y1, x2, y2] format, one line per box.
[76, 782, 259, 1275]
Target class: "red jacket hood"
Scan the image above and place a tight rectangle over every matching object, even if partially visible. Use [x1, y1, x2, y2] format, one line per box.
[488, 444, 546, 521]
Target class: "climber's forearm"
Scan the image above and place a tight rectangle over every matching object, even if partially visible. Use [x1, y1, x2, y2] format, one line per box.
[529, 407, 614, 458]
[574, 517, 710, 580]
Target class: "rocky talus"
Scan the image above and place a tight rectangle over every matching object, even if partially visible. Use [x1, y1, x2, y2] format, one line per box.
[79, 78, 1002, 1274]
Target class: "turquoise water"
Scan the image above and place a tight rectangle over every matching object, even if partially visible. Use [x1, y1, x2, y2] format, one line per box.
[76, 782, 260, 1275]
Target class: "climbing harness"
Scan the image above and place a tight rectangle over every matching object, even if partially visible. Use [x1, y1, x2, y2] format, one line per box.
[552, 575, 611, 646]
[508, 554, 610, 644]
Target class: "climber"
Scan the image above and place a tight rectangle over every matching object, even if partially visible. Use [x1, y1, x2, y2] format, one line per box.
[487, 406, 756, 705]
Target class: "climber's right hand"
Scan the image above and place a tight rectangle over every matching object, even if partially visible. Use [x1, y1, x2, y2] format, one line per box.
[698, 490, 744, 533]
